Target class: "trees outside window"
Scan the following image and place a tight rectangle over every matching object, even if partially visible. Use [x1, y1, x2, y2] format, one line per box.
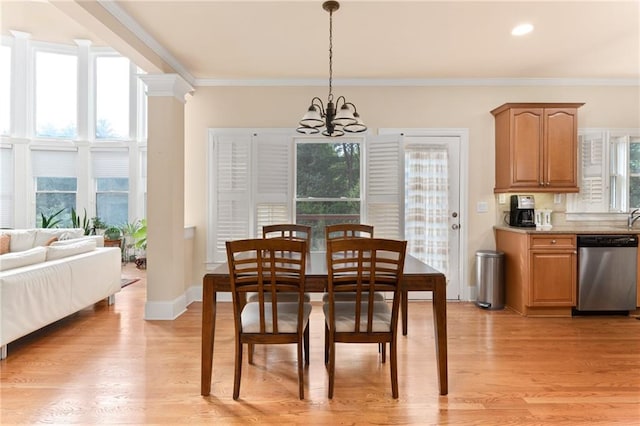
[295, 142, 361, 250]
[96, 177, 129, 227]
[35, 177, 76, 227]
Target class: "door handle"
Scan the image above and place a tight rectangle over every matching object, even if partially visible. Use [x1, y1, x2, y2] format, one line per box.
[451, 224, 460, 230]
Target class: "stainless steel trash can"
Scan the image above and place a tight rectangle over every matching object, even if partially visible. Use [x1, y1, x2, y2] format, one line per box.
[475, 250, 505, 310]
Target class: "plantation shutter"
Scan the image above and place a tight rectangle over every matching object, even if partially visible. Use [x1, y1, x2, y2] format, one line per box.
[254, 132, 292, 233]
[568, 131, 608, 213]
[210, 132, 252, 262]
[366, 134, 403, 239]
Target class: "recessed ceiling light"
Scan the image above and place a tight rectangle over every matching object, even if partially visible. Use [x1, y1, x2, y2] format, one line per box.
[512, 23, 534, 36]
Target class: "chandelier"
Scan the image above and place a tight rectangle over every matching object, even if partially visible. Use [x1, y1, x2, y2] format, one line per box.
[297, 1, 366, 137]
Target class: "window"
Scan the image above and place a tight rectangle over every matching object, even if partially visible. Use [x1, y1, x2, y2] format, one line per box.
[0, 45, 10, 136]
[32, 150, 78, 226]
[295, 140, 361, 250]
[208, 130, 406, 264]
[35, 51, 77, 139]
[92, 150, 129, 227]
[568, 129, 640, 215]
[96, 178, 129, 227]
[96, 56, 130, 139]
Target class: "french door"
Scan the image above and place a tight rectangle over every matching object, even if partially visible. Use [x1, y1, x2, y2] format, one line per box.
[371, 130, 464, 300]
[403, 135, 461, 300]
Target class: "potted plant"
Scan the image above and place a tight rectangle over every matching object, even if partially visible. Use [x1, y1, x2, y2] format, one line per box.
[104, 226, 122, 241]
[91, 216, 107, 235]
[120, 221, 142, 263]
[39, 207, 65, 228]
[133, 219, 147, 269]
[71, 208, 92, 235]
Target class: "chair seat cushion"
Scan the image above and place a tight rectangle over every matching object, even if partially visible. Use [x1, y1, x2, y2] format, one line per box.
[241, 302, 312, 333]
[321, 291, 385, 303]
[247, 292, 311, 303]
[323, 301, 391, 332]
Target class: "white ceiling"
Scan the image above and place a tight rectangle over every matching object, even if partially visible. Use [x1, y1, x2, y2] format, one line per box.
[2, 1, 639, 86]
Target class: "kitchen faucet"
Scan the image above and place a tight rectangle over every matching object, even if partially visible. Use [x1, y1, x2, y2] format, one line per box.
[627, 209, 640, 229]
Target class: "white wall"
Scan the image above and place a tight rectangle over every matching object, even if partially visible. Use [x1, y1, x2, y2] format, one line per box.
[184, 84, 640, 298]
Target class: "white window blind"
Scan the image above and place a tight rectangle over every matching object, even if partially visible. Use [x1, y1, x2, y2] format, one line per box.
[91, 149, 129, 177]
[31, 149, 78, 177]
[366, 135, 402, 239]
[1, 146, 13, 227]
[568, 132, 608, 212]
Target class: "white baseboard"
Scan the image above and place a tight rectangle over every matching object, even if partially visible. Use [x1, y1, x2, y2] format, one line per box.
[144, 294, 187, 320]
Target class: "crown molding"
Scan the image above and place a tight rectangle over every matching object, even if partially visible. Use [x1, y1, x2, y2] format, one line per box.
[194, 77, 640, 88]
[98, 0, 195, 87]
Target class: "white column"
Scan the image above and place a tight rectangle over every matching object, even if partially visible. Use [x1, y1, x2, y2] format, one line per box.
[139, 73, 193, 320]
[9, 31, 31, 228]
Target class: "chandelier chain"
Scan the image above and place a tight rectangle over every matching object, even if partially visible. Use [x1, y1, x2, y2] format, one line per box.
[328, 7, 333, 103]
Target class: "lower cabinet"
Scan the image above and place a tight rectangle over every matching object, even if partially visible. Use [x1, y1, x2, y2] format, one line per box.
[496, 229, 577, 316]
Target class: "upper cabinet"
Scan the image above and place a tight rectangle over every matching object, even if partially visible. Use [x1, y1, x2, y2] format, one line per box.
[491, 103, 584, 193]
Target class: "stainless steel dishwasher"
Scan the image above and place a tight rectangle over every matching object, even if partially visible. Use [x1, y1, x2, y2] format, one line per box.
[577, 235, 638, 312]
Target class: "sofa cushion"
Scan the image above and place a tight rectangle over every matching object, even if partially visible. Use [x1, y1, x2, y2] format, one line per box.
[46, 239, 96, 261]
[0, 246, 47, 271]
[0, 234, 10, 254]
[34, 228, 84, 246]
[2, 230, 37, 252]
[50, 235, 104, 248]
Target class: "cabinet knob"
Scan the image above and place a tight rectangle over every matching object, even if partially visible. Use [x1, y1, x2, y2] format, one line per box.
[551, 239, 557, 244]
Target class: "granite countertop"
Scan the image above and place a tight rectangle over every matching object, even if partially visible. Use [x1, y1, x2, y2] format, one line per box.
[493, 225, 640, 235]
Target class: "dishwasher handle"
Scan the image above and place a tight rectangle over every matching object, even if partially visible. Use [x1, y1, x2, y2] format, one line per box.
[577, 234, 639, 248]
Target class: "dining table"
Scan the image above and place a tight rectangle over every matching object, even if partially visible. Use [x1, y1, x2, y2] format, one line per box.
[200, 252, 448, 396]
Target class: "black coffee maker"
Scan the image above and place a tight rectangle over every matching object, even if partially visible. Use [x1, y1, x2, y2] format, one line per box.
[509, 195, 536, 227]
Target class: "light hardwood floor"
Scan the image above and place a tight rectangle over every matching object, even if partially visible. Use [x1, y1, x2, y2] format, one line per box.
[1, 263, 639, 425]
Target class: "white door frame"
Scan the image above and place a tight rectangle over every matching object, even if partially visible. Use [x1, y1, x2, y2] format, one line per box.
[379, 128, 469, 301]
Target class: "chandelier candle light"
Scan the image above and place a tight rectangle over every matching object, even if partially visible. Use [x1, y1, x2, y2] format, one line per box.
[297, 1, 367, 137]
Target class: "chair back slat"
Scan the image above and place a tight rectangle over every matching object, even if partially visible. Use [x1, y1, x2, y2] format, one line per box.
[325, 223, 374, 241]
[226, 238, 307, 335]
[263, 224, 312, 254]
[326, 238, 406, 334]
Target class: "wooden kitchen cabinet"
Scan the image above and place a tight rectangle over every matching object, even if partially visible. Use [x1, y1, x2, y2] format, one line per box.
[491, 103, 584, 193]
[529, 235, 576, 307]
[495, 229, 577, 316]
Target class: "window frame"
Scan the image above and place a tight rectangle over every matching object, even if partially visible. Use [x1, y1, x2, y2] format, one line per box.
[33, 43, 79, 140]
[567, 128, 640, 221]
[294, 137, 364, 251]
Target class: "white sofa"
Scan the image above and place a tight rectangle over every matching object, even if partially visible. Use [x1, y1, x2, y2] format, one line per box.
[0, 228, 121, 359]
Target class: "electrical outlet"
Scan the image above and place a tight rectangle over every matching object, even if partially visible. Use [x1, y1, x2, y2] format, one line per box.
[498, 194, 506, 204]
[554, 194, 563, 204]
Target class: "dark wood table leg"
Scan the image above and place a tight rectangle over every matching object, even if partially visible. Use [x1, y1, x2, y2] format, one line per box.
[201, 284, 216, 396]
[432, 280, 448, 395]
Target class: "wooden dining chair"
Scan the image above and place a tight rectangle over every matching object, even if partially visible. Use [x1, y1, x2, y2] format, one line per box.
[249, 223, 312, 302]
[226, 238, 311, 400]
[325, 223, 374, 241]
[324, 223, 387, 360]
[263, 224, 312, 253]
[323, 237, 407, 399]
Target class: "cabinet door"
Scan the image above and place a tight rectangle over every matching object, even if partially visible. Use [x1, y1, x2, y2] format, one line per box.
[529, 250, 576, 306]
[510, 108, 543, 188]
[543, 108, 579, 189]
